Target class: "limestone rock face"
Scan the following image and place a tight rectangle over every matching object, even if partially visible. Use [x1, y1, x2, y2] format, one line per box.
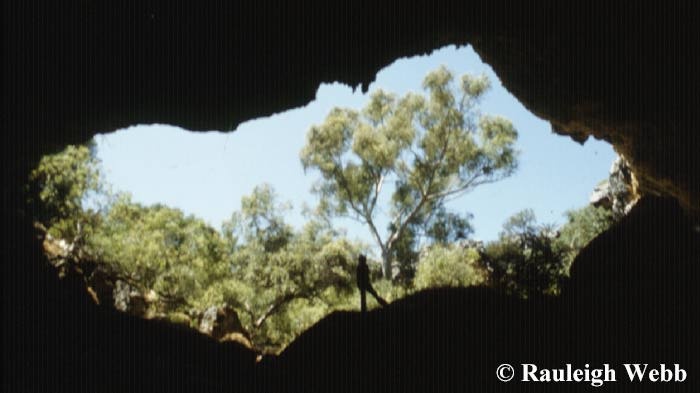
[199, 305, 247, 340]
[589, 181, 610, 207]
[113, 280, 147, 316]
[590, 155, 638, 217]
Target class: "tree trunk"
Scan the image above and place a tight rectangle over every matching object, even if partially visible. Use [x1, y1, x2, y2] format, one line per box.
[381, 249, 392, 280]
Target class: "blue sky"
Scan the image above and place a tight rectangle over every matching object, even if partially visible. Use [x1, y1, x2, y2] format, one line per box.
[94, 45, 615, 255]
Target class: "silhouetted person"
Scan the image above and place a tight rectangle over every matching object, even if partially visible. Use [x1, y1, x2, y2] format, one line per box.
[356, 254, 387, 312]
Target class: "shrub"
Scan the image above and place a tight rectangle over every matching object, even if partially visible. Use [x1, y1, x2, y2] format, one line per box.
[414, 245, 488, 290]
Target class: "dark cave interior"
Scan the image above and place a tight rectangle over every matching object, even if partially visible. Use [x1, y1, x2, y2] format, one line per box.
[4, 1, 699, 392]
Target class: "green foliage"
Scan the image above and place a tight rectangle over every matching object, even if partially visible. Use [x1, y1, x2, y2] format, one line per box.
[389, 207, 474, 284]
[221, 185, 362, 351]
[414, 245, 488, 290]
[388, 222, 420, 283]
[301, 66, 518, 278]
[28, 144, 102, 241]
[424, 208, 474, 245]
[557, 205, 614, 267]
[483, 209, 567, 297]
[29, 146, 365, 352]
[30, 128, 615, 355]
[224, 184, 294, 253]
[371, 278, 411, 303]
[89, 194, 230, 311]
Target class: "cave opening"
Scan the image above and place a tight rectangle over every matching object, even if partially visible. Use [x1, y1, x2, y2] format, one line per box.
[31, 45, 626, 355]
[9, 3, 700, 392]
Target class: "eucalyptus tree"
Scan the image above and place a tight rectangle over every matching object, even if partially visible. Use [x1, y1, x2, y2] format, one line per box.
[301, 66, 518, 278]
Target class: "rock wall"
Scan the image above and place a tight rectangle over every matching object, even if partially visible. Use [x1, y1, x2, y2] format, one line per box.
[5, 1, 699, 391]
[6, 1, 699, 213]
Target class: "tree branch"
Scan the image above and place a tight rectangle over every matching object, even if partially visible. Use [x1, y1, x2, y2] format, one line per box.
[368, 172, 384, 215]
[332, 166, 365, 218]
[365, 214, 387, 254]
[331, 165, 385, 251]
[427, 171, 504, 203]
[387, 196, 428, 251]
[254, 292, 297, 329]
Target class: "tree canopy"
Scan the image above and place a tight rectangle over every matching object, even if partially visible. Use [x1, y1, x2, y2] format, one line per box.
[482, 209, 566, 297]
[301, 66, 518, 278]
[89, 194, 230, 310]
[219, 184, 360, 350]
[414, 244, 487, 290]
[29, 95, 623, 353]
[28, 144, 102, 241]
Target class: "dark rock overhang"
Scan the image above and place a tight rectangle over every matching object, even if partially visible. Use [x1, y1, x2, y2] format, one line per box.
[6, 1, 699, 214]
[4, 1, 699, 392]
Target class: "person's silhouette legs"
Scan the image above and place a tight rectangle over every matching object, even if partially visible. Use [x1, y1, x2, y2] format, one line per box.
[366, 285, 387, 307]
[356, 254, 387, 312]
[360, 289, 367, 312]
